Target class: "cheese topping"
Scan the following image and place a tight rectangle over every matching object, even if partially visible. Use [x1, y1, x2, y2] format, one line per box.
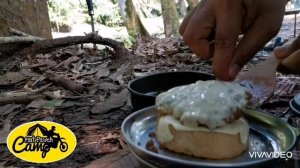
[157, 115, 249, 145]
[156, 80, 248, 129]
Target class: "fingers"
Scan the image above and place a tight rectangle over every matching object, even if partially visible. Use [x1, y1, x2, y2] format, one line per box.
[274, 46, 294, 59]
[212, 0, 243, 81]
[274, 35, 300, 59]
[182, 4, 215, 59]
[241, 0, 256, 33]
[180, 0, 207, 35]
[230, 13, 284, 78]
[279, 49, 300, 74]
[179, 3, 198, 35]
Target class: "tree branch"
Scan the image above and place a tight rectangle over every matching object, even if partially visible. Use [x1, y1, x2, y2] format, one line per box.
[17, 33, 131, 60]
[0, 36, 44, 43]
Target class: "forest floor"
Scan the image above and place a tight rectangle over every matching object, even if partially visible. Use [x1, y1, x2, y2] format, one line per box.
[0, 15, 300, 168]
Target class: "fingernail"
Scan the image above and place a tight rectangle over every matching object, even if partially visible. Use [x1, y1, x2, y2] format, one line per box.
[229, 64, 241, 78]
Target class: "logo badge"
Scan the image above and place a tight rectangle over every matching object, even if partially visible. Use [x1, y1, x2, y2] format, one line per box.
[7, 121, 77, 163]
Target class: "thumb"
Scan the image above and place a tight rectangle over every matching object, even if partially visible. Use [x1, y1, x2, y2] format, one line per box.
[275, 35, 300, 59]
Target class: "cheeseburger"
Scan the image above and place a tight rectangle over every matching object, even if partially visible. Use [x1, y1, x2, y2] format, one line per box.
[155, 80, 249, 159]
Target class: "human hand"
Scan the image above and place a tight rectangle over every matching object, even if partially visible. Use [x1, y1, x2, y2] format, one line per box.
[274, 36, 300, 74]
[180, 0, 287, 80]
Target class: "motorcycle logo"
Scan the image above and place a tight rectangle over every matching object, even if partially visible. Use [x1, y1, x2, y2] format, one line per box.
[7, 121, 76, 163]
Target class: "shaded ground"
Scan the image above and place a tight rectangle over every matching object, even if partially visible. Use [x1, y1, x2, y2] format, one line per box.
[0, 16, 300, 168]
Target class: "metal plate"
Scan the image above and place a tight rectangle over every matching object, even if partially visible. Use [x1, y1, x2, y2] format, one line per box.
[122, 106, 300, 168]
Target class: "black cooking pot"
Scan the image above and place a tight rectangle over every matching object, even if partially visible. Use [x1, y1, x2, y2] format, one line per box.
[128, 71, 214, 110]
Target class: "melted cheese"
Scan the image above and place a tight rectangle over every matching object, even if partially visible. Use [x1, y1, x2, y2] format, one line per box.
[157, 115, 249, 145]
[156, 80, 248, 129]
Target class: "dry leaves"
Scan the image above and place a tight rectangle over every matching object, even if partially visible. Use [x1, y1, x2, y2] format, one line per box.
[83, 149, 139, 168]
[134, 37, 182, 58]
[55, 55, 80, 69]
[37, 58, 57, 70]
[82, 130, 127, 157]
[91, 89, 129, 114]
[96, 68, 110, 79]
[27, 99, 65, 110]
[109, 63, 131, 84]
[0, 72, 28, 85]
[0, 104, 22, 117]
[0, 120, 11, 144]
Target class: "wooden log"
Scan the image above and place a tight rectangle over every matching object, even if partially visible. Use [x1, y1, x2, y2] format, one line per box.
[18, 33, 131, 60]
[0, 94, 45, 105]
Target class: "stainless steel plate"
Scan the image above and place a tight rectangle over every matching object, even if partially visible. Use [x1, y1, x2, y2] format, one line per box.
[122, 106, 300, 168]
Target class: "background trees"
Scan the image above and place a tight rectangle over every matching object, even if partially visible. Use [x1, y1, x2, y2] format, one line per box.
[0, 0, 199, 39]
[0, 0, 51, 38]
[161, 0, 180, 37]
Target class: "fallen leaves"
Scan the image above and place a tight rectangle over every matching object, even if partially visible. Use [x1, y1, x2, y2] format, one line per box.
[36, 58, 57, 70]
[134, 37, 181, 58]
[109, 63, 131, 85]
[0, 72, 28, 85]
[97, 82, 120, 91]
[131, 37, 216, 77]
[27, 99, 65, 110]
[0, 120, 11, 144]
[91, 89, 129, 114]
[96, 68, 110, 79]
[45, 72, 85, 92]
[0, 45, 135, 127]
[0, 33, 140, 167]
[0, 104, 22, 117]
[55, 56, 80, 69]
[83, 150, 138, 168]
[81, 130, 127, 156]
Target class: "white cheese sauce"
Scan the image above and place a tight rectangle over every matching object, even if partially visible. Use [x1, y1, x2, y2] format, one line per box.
[156, 80, 248, 129]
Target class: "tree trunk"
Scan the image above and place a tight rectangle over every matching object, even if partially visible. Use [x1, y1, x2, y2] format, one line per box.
[124, 0, 149, 38]
[186, 0, 199, 12]
[161, 0, 180, 37]
[0, 0, 52, 39]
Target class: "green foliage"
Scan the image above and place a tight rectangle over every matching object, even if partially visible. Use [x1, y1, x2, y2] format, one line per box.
[116, 34, 136, 48]
[47, 0, 81, 31]
[48, 0, 122, 29]
[85, 0, 123, 27]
